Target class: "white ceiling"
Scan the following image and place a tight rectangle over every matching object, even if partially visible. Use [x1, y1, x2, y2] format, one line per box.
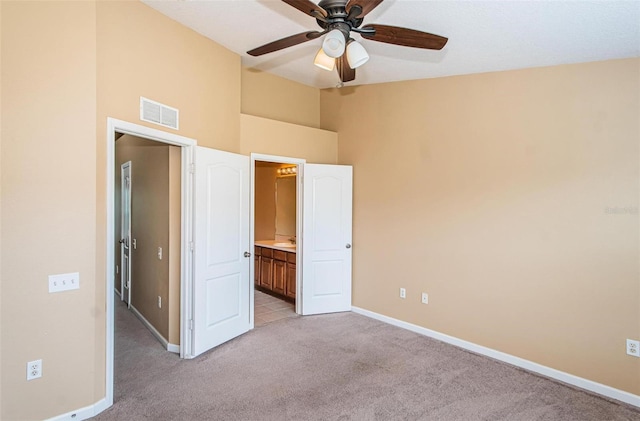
[143, 0, 640, 89]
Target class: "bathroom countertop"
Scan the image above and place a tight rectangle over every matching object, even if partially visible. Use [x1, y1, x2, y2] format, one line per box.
[255, 240, 297, 253]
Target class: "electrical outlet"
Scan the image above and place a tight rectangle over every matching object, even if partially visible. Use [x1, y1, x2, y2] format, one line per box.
[627, 339, 640, 357]
[27, 359, 42, 380]
[399, 288, 406, 299]
[48, 272, 80, 293]
[421, 293, 428, 304]
[157, 247, 163, 260]
[158, 296, 162, 308]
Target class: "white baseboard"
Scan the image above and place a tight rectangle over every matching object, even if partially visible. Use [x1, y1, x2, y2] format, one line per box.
[46, 398, 109, 421]
[130, 306, 179, 354]
[351, 306, 640, 408]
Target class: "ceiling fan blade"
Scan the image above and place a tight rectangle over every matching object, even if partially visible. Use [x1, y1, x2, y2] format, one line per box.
[247, 31, 322, 56]
[282, 0, 327, 18]
[336, 55, 356, 83]
[346, 0, 384, 18]
[361, 24, 448, 50]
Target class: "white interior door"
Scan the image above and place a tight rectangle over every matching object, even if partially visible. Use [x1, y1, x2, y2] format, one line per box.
[192, 146, 250, 356]
[120, 162, 132, 308]
[302, 164, 353, 315]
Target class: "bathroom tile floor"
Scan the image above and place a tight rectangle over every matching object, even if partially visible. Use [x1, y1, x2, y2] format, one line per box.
[254, 289, 298, 327]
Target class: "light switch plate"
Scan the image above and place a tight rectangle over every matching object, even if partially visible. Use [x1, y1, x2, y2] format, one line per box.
[48, 272, 80, 293]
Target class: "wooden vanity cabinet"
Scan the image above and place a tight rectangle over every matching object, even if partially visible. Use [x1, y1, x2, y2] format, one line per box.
[255, 245, 296, 300]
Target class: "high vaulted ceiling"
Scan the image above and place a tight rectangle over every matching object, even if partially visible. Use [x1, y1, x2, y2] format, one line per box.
[143, 0, 640, 89]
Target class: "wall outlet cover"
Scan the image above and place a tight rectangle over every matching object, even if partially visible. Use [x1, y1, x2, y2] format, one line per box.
[27, 359, 42, 380]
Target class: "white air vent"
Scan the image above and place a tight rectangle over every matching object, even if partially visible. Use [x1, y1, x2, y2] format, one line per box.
[140, 97, 179, 130]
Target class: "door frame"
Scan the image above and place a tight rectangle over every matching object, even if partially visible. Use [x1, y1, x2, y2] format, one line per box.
[105, 118, 196, 408]
[120, 161, 132, 307]
[250, 153, 306, 317]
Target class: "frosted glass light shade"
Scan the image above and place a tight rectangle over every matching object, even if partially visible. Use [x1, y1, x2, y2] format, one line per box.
[314, 48, 335, 71]
[322, 29, 346, 58]
[346, 40, 369, 69]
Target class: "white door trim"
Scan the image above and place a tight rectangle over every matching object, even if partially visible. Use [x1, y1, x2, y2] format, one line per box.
[250, 153, 306, 317]
[120, 161, 132, 307]
[105, 118, 196, 409]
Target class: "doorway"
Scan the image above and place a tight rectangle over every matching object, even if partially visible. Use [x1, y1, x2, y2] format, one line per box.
[250, 154, 305, 322]
[106, 118, 196, 408]
[114, 135, 182, 352]
[253, 159, 301, 326]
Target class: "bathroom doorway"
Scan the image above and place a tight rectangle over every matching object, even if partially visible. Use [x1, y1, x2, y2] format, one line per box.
[252, 156, 303, 325]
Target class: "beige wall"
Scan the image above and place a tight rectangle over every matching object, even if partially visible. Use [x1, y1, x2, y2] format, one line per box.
[95, 0, 242, 404]
[255, 165, 278, 241]
[240, 114, 337, 164]
[115, 135, 181, 342]
[1, 2, 98, 420]
[1, 0, 243, 418]
[242, 68, 320, 128]
[321, 58, 640, 395]
[254, 162, 298, 241]
[97, 1, 240, 152]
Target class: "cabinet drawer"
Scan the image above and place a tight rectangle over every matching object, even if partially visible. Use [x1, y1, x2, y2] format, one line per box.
[261, 248, 273, 258]
[273, 250, 287, 261]
[286, 252, 296, 264]
[254, 246, 261, 256]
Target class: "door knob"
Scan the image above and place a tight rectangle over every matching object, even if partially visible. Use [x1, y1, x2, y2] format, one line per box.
[346, 243, 351, 249]
[244, 252, 251, 258]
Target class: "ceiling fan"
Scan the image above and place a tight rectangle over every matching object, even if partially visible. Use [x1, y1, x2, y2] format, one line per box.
[247, 0, 448, 84]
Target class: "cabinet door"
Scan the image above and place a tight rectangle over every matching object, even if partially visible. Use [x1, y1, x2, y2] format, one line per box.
[273, 259, 286, 295]
[260, 257, 273, 289]
[285, 263, 296, 299]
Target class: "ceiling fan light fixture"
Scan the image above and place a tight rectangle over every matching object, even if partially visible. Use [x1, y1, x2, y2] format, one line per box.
[346, 40, 369, 69]
[322, 29, 346, 58]
[314, 48, 335, 71]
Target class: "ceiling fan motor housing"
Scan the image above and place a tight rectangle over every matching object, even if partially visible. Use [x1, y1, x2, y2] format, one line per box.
[317, 0, 364, 38]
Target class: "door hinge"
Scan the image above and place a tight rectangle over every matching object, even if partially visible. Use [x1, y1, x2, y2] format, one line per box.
[189, 319, 194, 330]
[189, 241, 194, 252]
[189, 163, 195, 174]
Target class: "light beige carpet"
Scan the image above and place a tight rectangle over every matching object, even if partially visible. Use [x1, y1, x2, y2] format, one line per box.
[93, 300, 640, 420]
